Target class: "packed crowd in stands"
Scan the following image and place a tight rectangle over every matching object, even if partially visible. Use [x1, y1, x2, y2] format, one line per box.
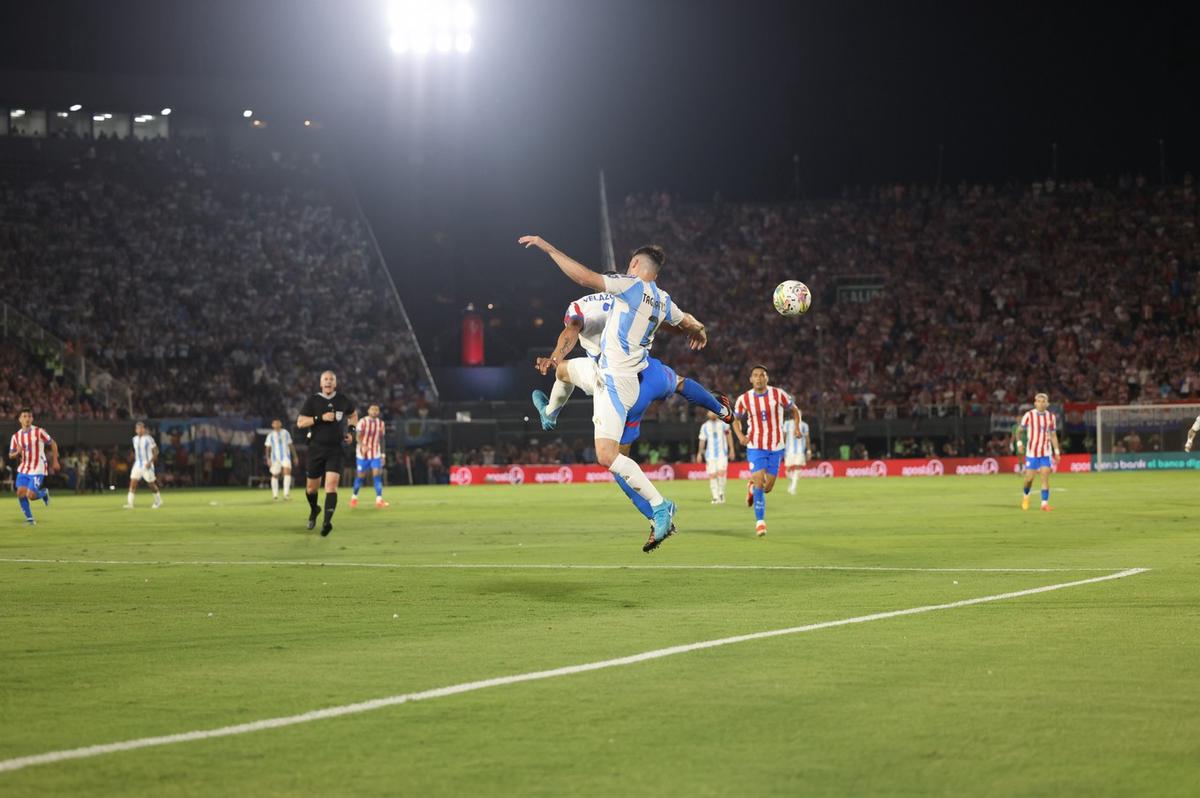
[614, 175, 1200, 422]
[0, 347, 117, 420]
[0, 135, 434, 421]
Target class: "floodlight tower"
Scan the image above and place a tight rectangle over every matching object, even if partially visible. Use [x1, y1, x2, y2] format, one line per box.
[387, 0, 475, 56]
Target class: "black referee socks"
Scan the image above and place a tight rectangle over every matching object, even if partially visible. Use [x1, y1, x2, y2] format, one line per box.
[306, 490, 320, 513]
[324, 492, 338, 524]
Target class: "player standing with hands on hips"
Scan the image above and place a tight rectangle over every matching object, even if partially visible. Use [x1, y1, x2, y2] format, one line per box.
[297, 371, 358, 536]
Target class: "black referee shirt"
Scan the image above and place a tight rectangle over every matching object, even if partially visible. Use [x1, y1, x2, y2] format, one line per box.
[300, 392, 356, 448]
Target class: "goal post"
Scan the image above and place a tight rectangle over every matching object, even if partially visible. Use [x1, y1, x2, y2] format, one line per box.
[1095, 403, 1200, 471]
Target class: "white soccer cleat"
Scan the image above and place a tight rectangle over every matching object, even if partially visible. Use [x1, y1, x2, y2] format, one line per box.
[152, 498, 163, 509]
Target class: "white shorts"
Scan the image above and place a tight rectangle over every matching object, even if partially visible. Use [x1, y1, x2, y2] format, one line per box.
[705, 458, 728, 476]
[269, 460, 292, 476]
[131, 465, 156, 484]
[785, 453, 807, 468]
[566, 357, 601, 397]
[592, 370, 640, 441]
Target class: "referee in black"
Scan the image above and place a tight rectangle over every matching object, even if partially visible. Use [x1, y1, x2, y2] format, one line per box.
[297, 370, 358, 536]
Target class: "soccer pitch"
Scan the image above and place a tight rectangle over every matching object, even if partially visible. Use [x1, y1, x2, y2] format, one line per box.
[1, 473, 1197, 796]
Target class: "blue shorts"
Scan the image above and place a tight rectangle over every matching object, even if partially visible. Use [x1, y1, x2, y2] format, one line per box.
[1025, 456, 1052, 471]
[356, 457, 382, 473]
[15, 473, 45, 492]
[620, 357, 678, 446]
[747, 448, 785, 476]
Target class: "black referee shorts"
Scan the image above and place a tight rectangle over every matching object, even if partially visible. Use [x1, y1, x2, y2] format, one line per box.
[306, 445, 345, 480]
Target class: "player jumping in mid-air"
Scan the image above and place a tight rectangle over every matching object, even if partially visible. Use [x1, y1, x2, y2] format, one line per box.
[521, 235, 712, 552]
[783, 414, 811, 495]
[1017, 392, 1060, 511]
[8, 409, 58, 525]
[698, 411, 734, 503]
[1185, 415, 1200, 452]
[733, 366, 800, 537]
[297, 371, 358, 537]
[264, 418, 298, 501]
[351, 404, 389, 508]
[124, 421, 163, 509]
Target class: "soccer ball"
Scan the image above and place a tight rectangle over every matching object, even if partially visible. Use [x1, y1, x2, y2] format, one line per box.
[773, 280, 812, 316]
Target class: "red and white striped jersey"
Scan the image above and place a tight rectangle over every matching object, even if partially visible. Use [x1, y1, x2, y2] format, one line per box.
[9, 426, 52, 475]
[735, 387, 794, 452]
[1020, 410, 1057, 457]
[356, 416, 385, 459]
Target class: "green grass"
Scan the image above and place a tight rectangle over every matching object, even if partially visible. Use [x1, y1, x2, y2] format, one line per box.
[1, 473, 1198, 796]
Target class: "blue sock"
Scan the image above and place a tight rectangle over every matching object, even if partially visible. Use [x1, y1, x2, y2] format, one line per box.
[373, 475, 383, 497]
[352, 476, 362, 496]
[18, 496, 32, 521]
[614, 474, 653, 520]
[1023, 485, 1031, 496]
[1041, 489, 1049, 503]
[679, 378, 723, 415]
[753, 486, 765, 522]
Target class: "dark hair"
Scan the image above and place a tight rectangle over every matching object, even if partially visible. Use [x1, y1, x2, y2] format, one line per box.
[750, 364, 770, 377]
[18, 407, 32, 415]
[632, 245, 666, 272]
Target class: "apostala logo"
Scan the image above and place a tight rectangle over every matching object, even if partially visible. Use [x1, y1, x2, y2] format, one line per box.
[901, 459, 945, 477]
[449, 467, 473, 485]
[533, 466, 575, 484]
[954, 458, 1000, 475]
[845, 460, 889, 478]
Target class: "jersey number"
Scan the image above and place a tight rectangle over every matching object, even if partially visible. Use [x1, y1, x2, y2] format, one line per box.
[640, 315, 660, 347]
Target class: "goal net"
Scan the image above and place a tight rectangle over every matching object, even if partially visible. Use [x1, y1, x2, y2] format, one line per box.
[1095, 403, 1200, 471]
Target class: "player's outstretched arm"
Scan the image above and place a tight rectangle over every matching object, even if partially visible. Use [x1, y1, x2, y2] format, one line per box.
[537, 320, 583, 375]
[669, 312, 708, 350]
[518, 236, 605, 292]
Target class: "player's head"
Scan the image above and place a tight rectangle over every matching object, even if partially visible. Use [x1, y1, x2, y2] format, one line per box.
[628, 245, 666, 280]
[368, 404, 381, 418]
[18, 409, 32, 428]
[1034, 392, 1049, 411]
[320, 371, 337, 393]
[749, 365, 770, 391]
[134, 421, 146, 435]
[271, 418, 283, 431]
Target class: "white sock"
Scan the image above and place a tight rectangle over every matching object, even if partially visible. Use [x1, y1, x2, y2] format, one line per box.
[126, 491, 134, 506]
[709, 477, 720, 500]
[153, 491, 162, 504]
[790, 473, 799, 491]
[271, 476, 280, 498]
[547, 379, 574, 417]
[283, 474, 292, 497]
[609, 454, 664, 507]
[717, 474, 726, 496]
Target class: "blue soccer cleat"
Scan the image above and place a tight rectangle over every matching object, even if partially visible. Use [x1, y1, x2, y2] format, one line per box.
[644, 500, 677, 552]
[41, 489, 50, 506]
[531, 389, 556, 431]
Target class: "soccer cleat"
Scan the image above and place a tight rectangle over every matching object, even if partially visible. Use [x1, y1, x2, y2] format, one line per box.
[1021, 495, 1030, 511]
[152, 497, 162, 509]
[41, 489, 50, 506]
[644, 499, 677, 549]
[711, 497, 720, 504]
[717, 494, 725, 504]
[755, 521, 767, 537]
[715, 392, 736, 424]
[1041, 505, 1054, 512]
[643, 522, 677, 553]
[350, 496, 359, 509]
[787, 486, 796, 495]
[25, 518, 36, 526]
[320, 521, 333, 537]
[746, 481, 754, 507]
[307, 511, 319, 530]
[272, 495, 280, 502]
[376, 498, 390, 508]
[531, 389, 557, 431]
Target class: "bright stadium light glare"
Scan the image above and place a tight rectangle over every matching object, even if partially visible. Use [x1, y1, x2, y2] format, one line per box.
[56, 111, 69, 118]
[242, 109, 254, 118]
[389, 0, 474, 56]
[103, 113, 113, 119]
[92, 114, 105, 122]
[11, 109, 26, 117]
[160, 107, 172, 115]
[69, 103, 83, 112]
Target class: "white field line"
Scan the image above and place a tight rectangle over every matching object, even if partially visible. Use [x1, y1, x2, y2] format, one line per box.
[0, 567, 1148, 775]
[0, 557, 1130, 574]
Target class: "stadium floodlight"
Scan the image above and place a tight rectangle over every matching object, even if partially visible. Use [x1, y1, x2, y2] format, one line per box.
[93, 114, 105, 122]
[57, 111, 69, 118]
[242, 109, 254, 118]
[388, 0, 474, 56]
[103, 113, 113, 119]
[11, 109, 25, 117]
[69, 103, 83, 112]
[160, 107, 172, 115]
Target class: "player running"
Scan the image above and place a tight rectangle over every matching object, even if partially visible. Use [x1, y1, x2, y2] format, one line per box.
[264, 419, 298, 502]
[124, 421, 163, 509]
[1185, 415, 1200, 452]
[698, 411, 734, 503]
[8, 409, 58, 525]
[783, 414, 811, 495]
[521, 235, 711, 552]
[297, 371, 358, 537]
[351, 404, 389, 508]
[733, 366, 800, 537]
[1017, 392, 1061, 511]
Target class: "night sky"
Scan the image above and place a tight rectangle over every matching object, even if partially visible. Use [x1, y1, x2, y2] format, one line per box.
[3, 0, 1198, 360]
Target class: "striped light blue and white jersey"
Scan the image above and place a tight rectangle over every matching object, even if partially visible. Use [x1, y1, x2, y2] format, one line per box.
[598, 274, 685, 375]
[132, 434, 157, 469]
[783, 417, 809, 457]
[564, 293, 613, 359]
[698, 419, 731, 461]
[265, 429, 293, 462]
